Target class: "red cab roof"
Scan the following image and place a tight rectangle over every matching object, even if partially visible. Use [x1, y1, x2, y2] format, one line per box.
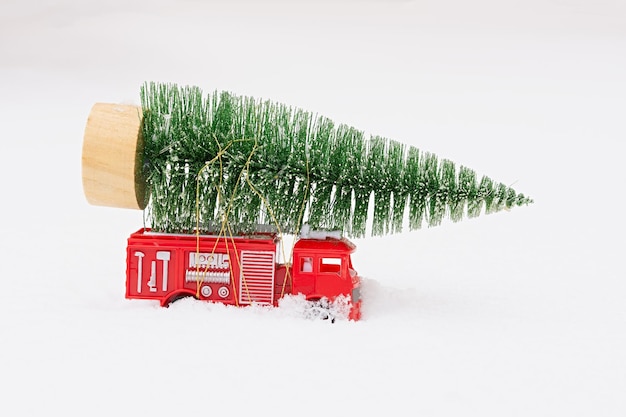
[293, 237, 356, 253]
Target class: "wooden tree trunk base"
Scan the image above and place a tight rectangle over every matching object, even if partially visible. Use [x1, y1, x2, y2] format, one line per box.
[82, 103, 146, 210]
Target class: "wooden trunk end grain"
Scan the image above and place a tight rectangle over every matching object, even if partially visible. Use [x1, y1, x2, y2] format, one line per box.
[82, 103, 146, 210]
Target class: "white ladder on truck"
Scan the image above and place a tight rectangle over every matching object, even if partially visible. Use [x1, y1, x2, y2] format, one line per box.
[239, 251, 275, 305]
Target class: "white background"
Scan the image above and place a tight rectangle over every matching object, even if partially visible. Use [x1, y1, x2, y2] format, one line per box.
[1, 1, 624, 416]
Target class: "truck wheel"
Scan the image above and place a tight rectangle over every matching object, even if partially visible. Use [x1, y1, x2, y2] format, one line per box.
[306, 298, 335, 323]
[164, 291, 196, 306]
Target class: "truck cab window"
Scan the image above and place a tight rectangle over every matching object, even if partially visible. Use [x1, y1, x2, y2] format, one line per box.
[320, 257, 342, 274]
[300, 256, 313, 272]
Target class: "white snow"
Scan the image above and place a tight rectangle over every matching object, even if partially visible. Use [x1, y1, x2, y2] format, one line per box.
[1, 1, 625, 416]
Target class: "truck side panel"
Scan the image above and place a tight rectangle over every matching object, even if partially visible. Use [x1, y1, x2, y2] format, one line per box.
[126, 229, 279, 307]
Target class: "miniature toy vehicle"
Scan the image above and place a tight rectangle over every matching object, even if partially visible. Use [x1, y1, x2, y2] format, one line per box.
[126, 228, 362, 321]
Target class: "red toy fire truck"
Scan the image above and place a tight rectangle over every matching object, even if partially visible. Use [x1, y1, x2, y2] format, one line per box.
[126, 228, 362, 321]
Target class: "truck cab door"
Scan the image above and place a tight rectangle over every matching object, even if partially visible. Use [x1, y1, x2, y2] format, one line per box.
[314, 256, 349, 298]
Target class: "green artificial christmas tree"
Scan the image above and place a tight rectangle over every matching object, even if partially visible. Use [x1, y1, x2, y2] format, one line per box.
[139, 82, 532, 238]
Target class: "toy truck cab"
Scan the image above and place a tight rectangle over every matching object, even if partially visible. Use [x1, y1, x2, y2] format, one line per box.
[291, 237, 362, 321]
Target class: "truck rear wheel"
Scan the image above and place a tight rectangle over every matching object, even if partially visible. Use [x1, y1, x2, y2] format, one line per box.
[163, 291, 196, 307]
